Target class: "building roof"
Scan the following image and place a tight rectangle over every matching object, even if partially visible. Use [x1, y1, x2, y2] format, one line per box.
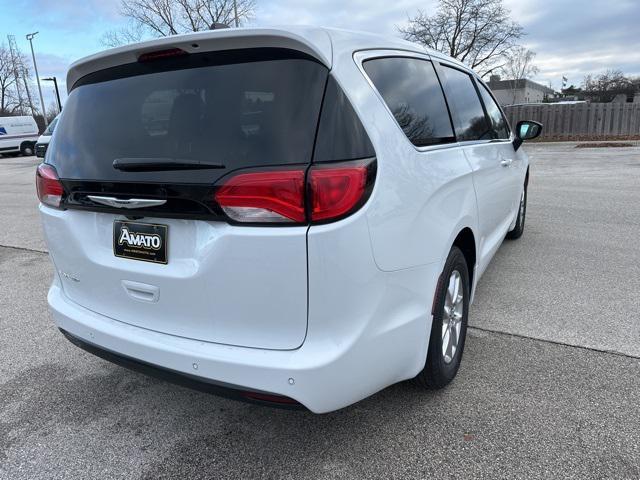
[488, 78, 555, 95]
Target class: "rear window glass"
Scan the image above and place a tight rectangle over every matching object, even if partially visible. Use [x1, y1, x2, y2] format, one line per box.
[48, 50, 328, 184]
[439, 66, 492, 141]
[363, 57, 454, 147]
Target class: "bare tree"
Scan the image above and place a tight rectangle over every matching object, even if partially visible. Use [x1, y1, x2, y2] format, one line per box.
[399, 0, 523, 78]
[500, 46, 539, 104]
[101, 22, 146, 48]
[583, 70, 636, 102]
[0, 43, 34, 116]
[0, 44, 17, 114]
[102, 0, 255, 47]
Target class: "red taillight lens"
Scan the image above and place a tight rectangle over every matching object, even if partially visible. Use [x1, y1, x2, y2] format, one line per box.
[214, 170, 306, 223]
[36, 163, 64, 208]
[214, 160, 375, 224]
[308, 164, 369, 222]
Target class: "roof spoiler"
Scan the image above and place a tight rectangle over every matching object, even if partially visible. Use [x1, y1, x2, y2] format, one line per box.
[66, 27, 333, 92]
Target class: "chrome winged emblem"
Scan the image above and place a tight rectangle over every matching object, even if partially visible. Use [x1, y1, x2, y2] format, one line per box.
[86, 195, 167, 209]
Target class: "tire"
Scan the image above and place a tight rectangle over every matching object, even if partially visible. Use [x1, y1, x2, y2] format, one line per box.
[20, 142, 34, 156]
[415, 246, 470, 389]
[506, 183, 527, 240]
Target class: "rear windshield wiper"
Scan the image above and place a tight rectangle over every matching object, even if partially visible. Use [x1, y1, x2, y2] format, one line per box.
[113, 157, 225, 172]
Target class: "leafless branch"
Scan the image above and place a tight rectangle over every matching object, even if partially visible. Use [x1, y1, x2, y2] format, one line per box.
[399, 0, 524, 77]
[101, 0, 256, 47]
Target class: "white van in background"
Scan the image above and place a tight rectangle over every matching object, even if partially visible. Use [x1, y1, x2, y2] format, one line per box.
[35, 114, 60, 158]
[0, 115, 39, 156]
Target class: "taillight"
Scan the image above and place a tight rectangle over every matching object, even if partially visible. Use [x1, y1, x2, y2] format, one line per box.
[308, 162, 369, 222]
[36, 163, 64, 208]
[214, 159, 375, 225]
[215, 170, 306, 223]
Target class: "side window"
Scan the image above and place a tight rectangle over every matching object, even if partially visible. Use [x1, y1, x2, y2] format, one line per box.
[363, 57, 454, 147]
[478, 82, 510, 139]
[439, 65, 491, 141]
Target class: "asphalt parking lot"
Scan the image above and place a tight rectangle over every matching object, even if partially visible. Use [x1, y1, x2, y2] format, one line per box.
[1, 143, 639, 479]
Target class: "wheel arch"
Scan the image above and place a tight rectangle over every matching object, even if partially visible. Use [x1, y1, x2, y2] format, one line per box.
[452, 227, 477, 293]
[20, 141, 35, 153]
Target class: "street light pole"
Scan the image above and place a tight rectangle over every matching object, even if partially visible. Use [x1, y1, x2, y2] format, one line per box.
[26, 32, 47, 128]
[43, 77, 62, 113]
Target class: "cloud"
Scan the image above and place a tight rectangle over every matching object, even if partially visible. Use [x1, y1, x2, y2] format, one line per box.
[22, 52, 71, 113]
[33, 52, 71, 90]
[5, 0, 639, 97]
[12, 0, 121, 30]
[504, 0, 640, 87]
[250, 0, 437, 37]
[252, 0, 640, 89]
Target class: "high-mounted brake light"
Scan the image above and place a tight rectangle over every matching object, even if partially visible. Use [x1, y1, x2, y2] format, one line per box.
[138, 48, 188, 63]
[214, 159, 375, 225]
[36, 163, 64, 208]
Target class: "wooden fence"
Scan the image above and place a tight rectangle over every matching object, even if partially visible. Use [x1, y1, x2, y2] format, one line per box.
[503, 103, 640, 140]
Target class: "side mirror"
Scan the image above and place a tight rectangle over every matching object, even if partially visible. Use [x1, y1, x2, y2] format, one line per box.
[513, 120, 543, 151]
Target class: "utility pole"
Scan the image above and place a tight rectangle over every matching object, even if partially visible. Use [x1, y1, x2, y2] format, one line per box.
[26, 32, 47, 127]
[43, 77, 62, 112]
[233, 0, 239, 27]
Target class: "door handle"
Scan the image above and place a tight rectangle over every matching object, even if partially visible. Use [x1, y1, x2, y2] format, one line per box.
[500, 159, 513, 167]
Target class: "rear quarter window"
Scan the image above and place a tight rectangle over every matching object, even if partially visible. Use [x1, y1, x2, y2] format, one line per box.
[313, 76, 375, 162]
[363, 57, 455, 147]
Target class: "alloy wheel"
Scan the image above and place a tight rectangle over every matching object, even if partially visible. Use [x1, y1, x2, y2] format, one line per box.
[442, 270, 464, 364]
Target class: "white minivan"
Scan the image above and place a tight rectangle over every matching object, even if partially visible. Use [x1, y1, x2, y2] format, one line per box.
[38, 27, 541, 413]
[0, 115, 39, 156]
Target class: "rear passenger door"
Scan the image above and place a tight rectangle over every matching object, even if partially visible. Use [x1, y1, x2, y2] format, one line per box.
[475, 81, 522, 214]
[358, 52, 477, 272]
[436, 61, 514, 271]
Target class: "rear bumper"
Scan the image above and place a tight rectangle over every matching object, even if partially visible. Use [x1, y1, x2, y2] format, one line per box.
[48, 251, 438, 413]
[59, 328, 303, 409]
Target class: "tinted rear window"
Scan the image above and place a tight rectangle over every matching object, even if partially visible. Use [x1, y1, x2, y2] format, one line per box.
[363, 57, 454, 147]
[48, 49, 328, 184]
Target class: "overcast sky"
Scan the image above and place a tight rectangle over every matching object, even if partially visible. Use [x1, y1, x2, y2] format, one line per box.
[1, 0, 639, 109]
